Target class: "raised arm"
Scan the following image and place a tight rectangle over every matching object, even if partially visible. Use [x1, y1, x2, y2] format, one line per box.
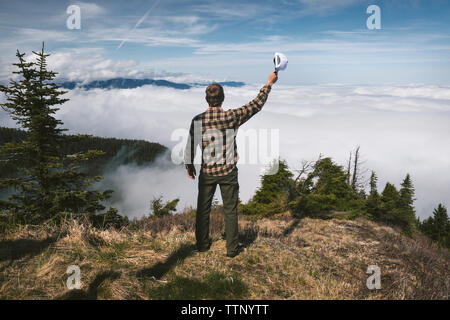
[231, 71, 278, 127]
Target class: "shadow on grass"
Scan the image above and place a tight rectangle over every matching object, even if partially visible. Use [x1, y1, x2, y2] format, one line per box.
[222, 226, 259, 250]
[136, 243, 196, 280]
[238, 227, 258, 249]
[282, 219, 300, 237]
[57, 270, 121, 300]
[147, 271, 248, 300]
[0, 237, 59, 262]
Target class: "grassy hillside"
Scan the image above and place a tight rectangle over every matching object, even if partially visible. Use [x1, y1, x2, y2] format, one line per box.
[0, 210, 448, 300]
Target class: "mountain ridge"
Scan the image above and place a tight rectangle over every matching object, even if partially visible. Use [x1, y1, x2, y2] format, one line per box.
[60, 78, 246, 90]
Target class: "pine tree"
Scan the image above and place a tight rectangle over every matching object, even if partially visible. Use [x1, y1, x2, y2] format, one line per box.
[0, 43, 113, 223]
[312, 157, 354, 200]
[380, 182, 399, 224]
[242, 159, 293, 216]
[398, 174, 415, 210]
[366, 171, 381, 219]
[150, 196, 180, 217]
[379, 175, 417, 235]
[288, 157, 361, 217]
[253, 160, 293, 205]
[369, 171, 378, 196]
[396, 174, 417, 235]
[432, 204, 449, 247]
[419, 216, 434, 239]
[422, 204, 450, 248]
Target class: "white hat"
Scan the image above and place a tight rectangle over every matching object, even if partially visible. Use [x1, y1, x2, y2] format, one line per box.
[274, 52, 288, 71]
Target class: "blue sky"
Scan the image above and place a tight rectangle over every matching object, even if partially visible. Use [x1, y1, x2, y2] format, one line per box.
[0, 0, 449, 85]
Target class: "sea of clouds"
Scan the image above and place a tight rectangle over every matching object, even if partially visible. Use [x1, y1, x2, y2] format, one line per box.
[1, 83, 449, 220]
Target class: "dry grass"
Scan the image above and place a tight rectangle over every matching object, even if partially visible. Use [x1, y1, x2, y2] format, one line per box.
[0, 210, 448, 300]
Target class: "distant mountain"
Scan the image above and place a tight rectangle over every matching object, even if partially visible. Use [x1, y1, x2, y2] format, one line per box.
[60, 78, 191, 90]
[60, 78, 245, 90]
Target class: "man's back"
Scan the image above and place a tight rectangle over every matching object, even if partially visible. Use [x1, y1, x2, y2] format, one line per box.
[185, 84, 272, 176]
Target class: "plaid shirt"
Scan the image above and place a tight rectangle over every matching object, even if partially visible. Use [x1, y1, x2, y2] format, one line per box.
[184, 85, 272, 176]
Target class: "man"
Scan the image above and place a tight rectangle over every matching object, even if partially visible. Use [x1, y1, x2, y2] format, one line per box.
[184, 71, 278, 258]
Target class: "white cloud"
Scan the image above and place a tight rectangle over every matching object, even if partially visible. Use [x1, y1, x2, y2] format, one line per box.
[45, 49, 142, 82]
[97, 156, 197, 219]
[73, 2, 106, 18]
[297, 0, 361, 15]
[0, 9, 215, 56]
[192, 2, 271, 19]
[0, 47, 221, 86]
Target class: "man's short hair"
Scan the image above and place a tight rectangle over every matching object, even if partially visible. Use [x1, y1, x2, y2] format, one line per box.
[205, 83, 224, 107]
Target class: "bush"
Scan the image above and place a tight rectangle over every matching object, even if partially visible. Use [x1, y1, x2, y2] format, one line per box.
[289, 157, 360, 218]
[150, 196, 180, 217]
[89, 207, 129, 229]
[289, 194, 337, 217]
[241, 160, 292, 217]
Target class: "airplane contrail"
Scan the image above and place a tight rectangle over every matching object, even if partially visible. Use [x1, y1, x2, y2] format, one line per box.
[117, 0, 162, 50]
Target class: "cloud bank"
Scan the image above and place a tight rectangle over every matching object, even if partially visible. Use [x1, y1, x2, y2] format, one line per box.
[1, 83, 449, 219]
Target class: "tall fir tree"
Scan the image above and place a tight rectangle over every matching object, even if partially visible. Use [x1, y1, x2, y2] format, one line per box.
[398, 174, 415, 210]
[396, 173, 417, 235]
[242, 159, 294, 216]
[420, 204, 449, 248]
[0, 43, 113, 223]
[432, 204, 449, 247]
[366, 171, 381, 219]
[380, 182, 399, 224]
[253, 159, 293, 205]
[379, 175, 417, 235]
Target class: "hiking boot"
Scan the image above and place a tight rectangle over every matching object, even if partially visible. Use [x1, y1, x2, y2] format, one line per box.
[226, 245, 244, 258]
[196, 240, 212, 252]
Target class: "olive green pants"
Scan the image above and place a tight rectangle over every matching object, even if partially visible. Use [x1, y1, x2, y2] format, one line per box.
[196, 167, 239, 255]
